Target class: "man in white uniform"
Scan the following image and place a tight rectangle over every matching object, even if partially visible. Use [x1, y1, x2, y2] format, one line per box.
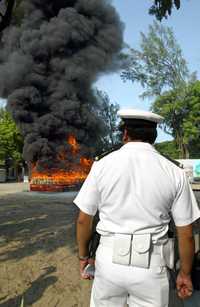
[74, 109, 200, 307]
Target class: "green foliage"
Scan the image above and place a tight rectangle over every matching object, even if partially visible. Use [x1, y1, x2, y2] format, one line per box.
[155, 140, 179, 159]
[149, 0, 181, 21]
[152, 81, 200, 158]
[121, 21, 191, 98]
[12, 0, 24, 26]
[95, 90, 121, 152]
[0, 108, 23, 164]
[189, 141, 200, 159]
[0, 0, 15, 33]
[121, 21, 199, 158]
[0, 0, 24, 35]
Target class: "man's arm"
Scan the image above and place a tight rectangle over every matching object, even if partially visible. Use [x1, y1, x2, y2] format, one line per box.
[76, 210, 94, 279]
[176, 224, 195, 299]
[77, 210, 93, 257]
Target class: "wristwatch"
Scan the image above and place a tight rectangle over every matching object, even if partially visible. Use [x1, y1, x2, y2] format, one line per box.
[79, 255, 89, 261]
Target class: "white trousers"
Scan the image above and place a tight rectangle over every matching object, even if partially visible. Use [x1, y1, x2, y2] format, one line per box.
[90, 242, 169, 307]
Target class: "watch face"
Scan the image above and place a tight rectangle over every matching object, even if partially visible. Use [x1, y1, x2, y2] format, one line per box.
[84, 264, 95, 276]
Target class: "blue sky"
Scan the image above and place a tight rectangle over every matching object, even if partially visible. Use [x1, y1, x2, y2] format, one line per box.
[96, 0, 200, 142]
[1, 0, 200, 142]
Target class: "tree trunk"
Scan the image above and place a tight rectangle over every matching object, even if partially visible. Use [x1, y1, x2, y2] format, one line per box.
[0, 0, 16, 34]
[183, 143, 190, 159]
[179, 142, 190, 159]
[176, 131, 190, 159]
[175, 134, 183, 159]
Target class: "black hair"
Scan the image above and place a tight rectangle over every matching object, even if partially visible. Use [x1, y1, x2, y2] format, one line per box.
[119, 119, 157, 144]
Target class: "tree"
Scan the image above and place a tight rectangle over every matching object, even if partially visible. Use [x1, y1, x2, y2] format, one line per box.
[149, 0, 181, 21]
[152, 81, 200, 158]
[0, 0, 183, 35]
[95, 90, 121, 152]
[121, 21, 191, 98]
[0, 0, 23, 35]
[121, 22, 199, 159]
[0, 0, 16, 33]
[155, 140, 179, 159]
[0, 107, 23, 164]
[189, 141, 200, 159]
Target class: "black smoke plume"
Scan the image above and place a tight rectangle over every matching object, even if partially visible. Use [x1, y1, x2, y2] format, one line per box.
[0, 0, 123, 170]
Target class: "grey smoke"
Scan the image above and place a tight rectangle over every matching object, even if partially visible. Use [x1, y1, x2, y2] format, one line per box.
[0, 0, 123, 170]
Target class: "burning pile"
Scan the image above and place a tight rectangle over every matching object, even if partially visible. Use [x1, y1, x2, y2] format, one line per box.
[30, 135, 92, 192]
[0, 0, 123, 190]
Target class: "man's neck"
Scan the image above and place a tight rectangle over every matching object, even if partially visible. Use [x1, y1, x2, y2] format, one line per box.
[124, 139, 143, 144]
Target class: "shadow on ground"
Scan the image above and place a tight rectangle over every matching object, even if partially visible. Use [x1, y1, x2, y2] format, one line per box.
[0, 266, 57, 307]
[0, 193, 79, 261]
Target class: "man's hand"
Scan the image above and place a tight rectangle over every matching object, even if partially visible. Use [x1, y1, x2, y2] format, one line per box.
[79, 258, 95, 280]
[176, 271, 193, 299]
[76, 210, 96, 279]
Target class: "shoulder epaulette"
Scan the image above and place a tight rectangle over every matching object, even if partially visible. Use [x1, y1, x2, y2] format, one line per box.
[161, 153, 184, 169]
[95, 145, 121, 161]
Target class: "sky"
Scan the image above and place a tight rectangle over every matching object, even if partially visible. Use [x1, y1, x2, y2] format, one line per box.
[1, 0, 200, 143]
[95, 0, 200, 142]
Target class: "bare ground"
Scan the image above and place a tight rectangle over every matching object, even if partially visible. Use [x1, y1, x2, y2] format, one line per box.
[0, 183, 199, 307]
[0, 183, 91, 307]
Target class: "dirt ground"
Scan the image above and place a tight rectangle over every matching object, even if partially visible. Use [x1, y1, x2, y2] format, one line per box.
[0, 183, 199, 307]
[0, 183, 91, 307]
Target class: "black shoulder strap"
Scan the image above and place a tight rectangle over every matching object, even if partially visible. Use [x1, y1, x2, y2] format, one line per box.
[160, 153, 184, 169]
[95, 145, 122, 161]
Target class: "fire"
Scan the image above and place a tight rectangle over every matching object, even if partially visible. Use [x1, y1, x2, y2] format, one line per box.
[68, 135, 79, 154]
[30, 135, 92, 191]
[31, 168, 88, 185]
[80, 157, 92, 168]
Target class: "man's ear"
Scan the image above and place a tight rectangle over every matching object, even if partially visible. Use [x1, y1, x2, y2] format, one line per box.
[123, 128, 129, 143]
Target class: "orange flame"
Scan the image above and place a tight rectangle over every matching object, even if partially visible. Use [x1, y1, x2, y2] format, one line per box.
[68, 135, 79, 154]
[30, 135, 92, 188]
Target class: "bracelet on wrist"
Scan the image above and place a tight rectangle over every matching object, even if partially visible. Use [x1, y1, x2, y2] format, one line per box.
[79, 255, 89, 261]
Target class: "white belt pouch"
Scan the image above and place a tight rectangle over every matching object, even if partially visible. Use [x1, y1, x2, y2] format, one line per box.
[131, 234, 151, 268]
[112, 233, 151, 268]
[112, 234, 132, 265]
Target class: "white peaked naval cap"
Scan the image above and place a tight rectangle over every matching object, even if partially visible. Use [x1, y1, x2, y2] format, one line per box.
[117, 109, 164, 124]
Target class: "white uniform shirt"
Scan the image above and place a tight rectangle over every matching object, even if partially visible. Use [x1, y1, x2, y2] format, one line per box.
[74, 142, 200, 243]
